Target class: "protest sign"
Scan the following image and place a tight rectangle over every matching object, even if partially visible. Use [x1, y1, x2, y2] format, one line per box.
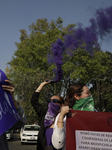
[0, 69, 20, 135]
[66, 110, 112, 150]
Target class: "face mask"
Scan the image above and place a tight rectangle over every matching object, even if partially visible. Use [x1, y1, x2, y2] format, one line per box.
[72, 95, 94, 111]
[44, 101, 60, 128]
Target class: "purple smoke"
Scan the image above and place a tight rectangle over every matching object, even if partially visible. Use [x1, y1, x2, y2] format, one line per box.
[64, 20, 99, 56]
[96, 6, 112, 38]
[48, 6, 112, 82]
[47, 38, 65, 82]
[64, 6, 112, 56]
[64, 33, 78, 56]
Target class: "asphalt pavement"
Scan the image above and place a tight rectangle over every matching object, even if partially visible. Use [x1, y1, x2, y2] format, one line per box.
[8, 133, 37, 150]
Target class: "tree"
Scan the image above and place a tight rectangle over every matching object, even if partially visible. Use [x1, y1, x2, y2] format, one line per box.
[6, 18, 112, 123]
[6, 17, 68, 124]
[90, 51, 112, 112]
[61, 49, 112, 111]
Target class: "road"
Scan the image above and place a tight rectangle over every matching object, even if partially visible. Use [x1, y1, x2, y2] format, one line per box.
[8, 133, 37, 150]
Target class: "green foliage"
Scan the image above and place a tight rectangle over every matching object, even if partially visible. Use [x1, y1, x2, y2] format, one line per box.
[90, 51, 112, 112]
[7, 17, 67, 124]
[61, 49, 112, 111]
[6, 18, 112, 124]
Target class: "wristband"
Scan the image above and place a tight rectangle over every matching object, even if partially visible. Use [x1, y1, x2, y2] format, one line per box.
[57, 121, 63, 123]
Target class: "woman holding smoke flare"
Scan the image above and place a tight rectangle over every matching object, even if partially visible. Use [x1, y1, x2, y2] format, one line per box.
[52, 83, 95, 150]
[31, 80, 64, 150]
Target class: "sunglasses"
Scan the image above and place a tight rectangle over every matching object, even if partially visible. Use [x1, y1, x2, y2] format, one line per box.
[47, 99, 62, 104]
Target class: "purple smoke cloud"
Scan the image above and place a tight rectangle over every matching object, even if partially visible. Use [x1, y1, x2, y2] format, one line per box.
[47, 38, 65, 82]
[48, 6, 112, 82]
[96, 6, 112, 38]
[64, 22, 99, 56]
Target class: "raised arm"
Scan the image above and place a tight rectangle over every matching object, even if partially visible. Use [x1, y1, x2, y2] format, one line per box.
[52, 106, 70, 149]
[35, 80, 51, 93]
[31, 80, 51, 117]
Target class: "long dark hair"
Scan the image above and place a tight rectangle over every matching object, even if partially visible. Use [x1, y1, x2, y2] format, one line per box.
[65, 83, 86, 108]
[57, 95, 64, 104]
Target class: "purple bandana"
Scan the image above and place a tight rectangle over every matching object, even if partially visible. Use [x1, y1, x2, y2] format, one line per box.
[44, 101, 60, 128]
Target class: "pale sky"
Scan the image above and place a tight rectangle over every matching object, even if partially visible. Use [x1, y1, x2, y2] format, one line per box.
[1, 0, 112, 73]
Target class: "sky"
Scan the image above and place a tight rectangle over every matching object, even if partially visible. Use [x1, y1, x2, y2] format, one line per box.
[1, 0, 112, 73]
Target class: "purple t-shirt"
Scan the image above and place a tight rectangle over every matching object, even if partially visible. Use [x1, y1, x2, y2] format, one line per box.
[45, 128, 53, 146]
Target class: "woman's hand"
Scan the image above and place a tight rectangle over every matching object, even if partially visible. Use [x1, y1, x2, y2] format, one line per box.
[40, 80, 51, 86]
[35, 80, 51, 92]
[60, 106, 70, 118]
[2, 80, 19, 108]
[57, 106, 70, 128]
[2, 80, 15, 95]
